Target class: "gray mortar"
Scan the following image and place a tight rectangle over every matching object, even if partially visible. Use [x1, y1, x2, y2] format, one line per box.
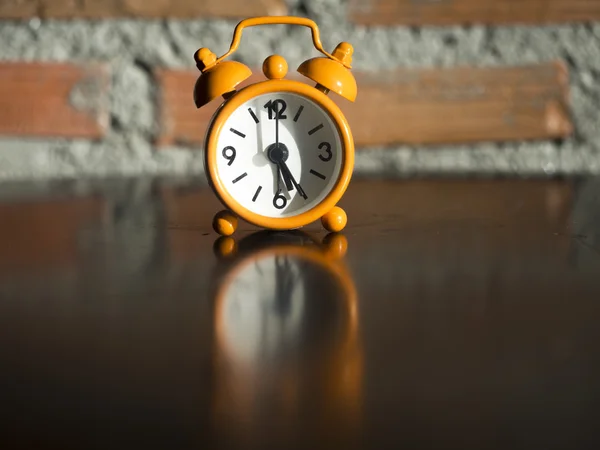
[0, 0, 599, 180]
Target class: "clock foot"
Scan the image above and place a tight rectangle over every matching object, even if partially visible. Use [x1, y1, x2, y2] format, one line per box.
[321, 206, 347, 233]
[213, 210, 238, 236]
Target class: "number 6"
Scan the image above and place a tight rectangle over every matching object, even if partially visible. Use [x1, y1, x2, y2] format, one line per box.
[273, 192, 287, 209]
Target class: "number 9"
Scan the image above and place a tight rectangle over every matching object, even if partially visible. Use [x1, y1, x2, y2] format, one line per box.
[222, 146, 236, 165]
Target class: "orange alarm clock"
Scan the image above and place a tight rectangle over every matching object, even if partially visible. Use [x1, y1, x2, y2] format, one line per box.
[193, 16, 357, 236]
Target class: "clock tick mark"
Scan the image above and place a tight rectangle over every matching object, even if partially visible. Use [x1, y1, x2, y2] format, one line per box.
[293, 105, 304, 122]
[232, 172, 248, 184]
[248, 108, 259, 124]
[308, 123, 324, 135]
[230, 128, 246, 138]
[310, 169, 326, 180]
[252, 185, 263, 202]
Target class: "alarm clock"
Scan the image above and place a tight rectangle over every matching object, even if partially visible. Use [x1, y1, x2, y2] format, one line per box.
[208, 230, 363, 446]
[193, 16, 357, 236]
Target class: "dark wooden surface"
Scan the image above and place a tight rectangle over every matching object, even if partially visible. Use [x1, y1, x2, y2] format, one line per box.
[0, 176, 599, 449]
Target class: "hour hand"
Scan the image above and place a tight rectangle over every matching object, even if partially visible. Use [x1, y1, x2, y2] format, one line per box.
[278, 162, 294, 191]
[280, 160, 307, 200]
[276, 164, 287, 193]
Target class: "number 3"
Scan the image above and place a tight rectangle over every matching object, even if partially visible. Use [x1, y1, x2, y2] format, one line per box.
[318, 142, 332, 162]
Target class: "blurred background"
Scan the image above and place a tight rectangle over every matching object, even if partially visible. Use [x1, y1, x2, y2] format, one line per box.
[0, 0, 598, 180]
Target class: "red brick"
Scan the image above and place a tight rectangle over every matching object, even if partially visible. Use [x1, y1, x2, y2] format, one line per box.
[156, 61, 572, 148]
[0, 62, 110, 139]
[0, 0, 37, 19]
[349, 0, 600, 26]
[348, 61, 572, 146]
[0, 0, 287, 19]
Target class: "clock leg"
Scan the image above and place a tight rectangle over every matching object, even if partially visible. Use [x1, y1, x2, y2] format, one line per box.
[321, 206, 347, 233]
[213, 210, 238, 236]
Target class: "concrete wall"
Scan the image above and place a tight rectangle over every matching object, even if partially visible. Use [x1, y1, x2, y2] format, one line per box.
[0, 0, 599, 180]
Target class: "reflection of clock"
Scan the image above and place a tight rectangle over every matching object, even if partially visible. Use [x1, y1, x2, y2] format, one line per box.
[209, 231, 362, 448]
[219, 253, 307, 366]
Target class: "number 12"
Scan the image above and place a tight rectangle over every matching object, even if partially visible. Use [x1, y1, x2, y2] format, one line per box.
[264, 99, 287, 120]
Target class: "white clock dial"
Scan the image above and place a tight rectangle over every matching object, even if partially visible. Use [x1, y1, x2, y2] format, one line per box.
[214, 92, 343, 219]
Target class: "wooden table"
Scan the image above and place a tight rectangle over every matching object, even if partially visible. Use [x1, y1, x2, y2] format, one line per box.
[0, 176, 598, 449]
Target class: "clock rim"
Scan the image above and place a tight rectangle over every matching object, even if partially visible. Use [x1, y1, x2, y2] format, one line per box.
[204, 79, 354, 230]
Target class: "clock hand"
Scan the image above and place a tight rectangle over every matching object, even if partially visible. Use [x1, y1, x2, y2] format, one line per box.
[275, 104, 280, 147]
[272, 107, 305, 199]
[276, 164, 284, 193]
[270, 105, 290, 192]
[279, 160, 307, 200]
[278, 161, 294, 191]
[269, 107, 297, 196]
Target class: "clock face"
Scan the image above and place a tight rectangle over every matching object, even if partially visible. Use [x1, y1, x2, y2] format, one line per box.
[213, 92, 344, 219]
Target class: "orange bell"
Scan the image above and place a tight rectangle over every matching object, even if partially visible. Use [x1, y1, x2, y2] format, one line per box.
[193, 47, 252, 108]
[297, 42, 357, 102]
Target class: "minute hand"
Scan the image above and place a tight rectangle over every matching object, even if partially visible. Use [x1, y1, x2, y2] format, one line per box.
[274, 107, 291, 191]
[279, 160, 307, 200]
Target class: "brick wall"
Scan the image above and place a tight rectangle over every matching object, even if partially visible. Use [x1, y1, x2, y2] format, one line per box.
[0, 0, 599, 179]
